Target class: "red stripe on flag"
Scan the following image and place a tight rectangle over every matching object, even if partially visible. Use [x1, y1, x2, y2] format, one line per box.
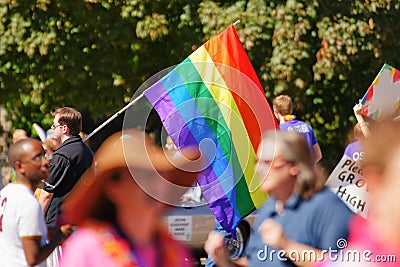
[393, 69, 400, 83]
[363, 85, 374, 117]
[204, 25, 277, 152]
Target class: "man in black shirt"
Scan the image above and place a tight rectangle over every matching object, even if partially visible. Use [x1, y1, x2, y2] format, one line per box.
[39, 107, 93, 231]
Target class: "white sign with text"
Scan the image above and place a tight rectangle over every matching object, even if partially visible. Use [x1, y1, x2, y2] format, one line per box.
[325, 155, 368, 218]
[167, 216, 192, 241]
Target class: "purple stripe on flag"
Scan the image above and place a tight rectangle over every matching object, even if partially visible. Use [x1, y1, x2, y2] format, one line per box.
[145, 81, 236, 228]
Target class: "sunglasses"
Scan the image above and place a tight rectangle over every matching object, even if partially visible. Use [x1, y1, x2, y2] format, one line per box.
[51, 123, 63, 130]
[258, 156, 293, 169]
[20, 154, 50, 163]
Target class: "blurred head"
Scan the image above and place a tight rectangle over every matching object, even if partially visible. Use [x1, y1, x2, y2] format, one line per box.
[8, 138, 50, 188]
[12, 129, 28, 144]
[361, 121, 400, 247]
[272, 95, 293, 117]
[371, 145, 400, 247]
[256, 130, 318, 201]
[63, 129, 203, 225]
[51, 107, 82, 139]
[361, 121, 400, 197]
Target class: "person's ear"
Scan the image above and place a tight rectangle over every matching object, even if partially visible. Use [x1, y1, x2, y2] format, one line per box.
[289, 166, 298, 176]
[62, 124, 69, 135]
[273, 110, 281, 119]
[13, 161, 24, 175]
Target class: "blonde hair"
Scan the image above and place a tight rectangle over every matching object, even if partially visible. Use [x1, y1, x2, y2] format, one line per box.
[272, 95, 293, 116]
[43, 138, 57, 152]
[12, 129, 28, 143]
[262, 130, 321, 199]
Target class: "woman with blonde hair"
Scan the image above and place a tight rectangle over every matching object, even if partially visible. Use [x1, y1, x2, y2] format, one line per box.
[205, 130, 353, 267]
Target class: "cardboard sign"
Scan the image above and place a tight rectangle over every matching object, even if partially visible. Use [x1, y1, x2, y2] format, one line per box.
[167, 216, 192, 241]
[325, 155, 368, 218]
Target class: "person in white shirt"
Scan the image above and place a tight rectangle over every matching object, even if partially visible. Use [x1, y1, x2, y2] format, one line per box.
[0, 138, 72, 267]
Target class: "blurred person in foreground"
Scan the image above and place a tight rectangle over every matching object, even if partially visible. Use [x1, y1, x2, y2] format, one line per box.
[60, 129, 204, 267]
[205, 131, 353, 267]
[319, 121, 400, 267]
[0, 138, 72, 267]
[272, 95, 322, 163]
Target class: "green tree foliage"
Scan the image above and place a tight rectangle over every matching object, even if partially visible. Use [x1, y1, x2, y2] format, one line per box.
[1, 0, 399, 161]
[0, 0, 203, 135]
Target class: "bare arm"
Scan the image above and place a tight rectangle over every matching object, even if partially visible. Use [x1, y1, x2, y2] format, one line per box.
[312, 143, 322, 164]
[353, 102, 370, 138]
[38, 190, 53, 214]
[21, 226, 72, 266]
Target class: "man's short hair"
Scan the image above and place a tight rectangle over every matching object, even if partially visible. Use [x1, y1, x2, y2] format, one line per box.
[273, 95, 293, 116]
[8, 138, 39, 166]
[52, 107, 82, 136]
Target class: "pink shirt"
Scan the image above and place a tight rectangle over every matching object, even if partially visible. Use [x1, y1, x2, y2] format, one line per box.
[317, 216, 400, 267]
[60, 223, 194, 267]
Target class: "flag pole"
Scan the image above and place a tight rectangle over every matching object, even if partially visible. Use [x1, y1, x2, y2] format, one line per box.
[83, 93, 145, 142]
[84, 20, 240, 144]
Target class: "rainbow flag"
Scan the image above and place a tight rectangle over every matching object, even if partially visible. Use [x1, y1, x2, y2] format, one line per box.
[144, 25, 277, 235]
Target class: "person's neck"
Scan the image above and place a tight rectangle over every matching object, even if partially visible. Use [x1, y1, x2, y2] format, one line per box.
[277, 114, 285, 123]
[14, 179, 37, 192]
[271, 184, 295, 205]
[116, 210, 159, 246]
[60, 134, 72, 144]
[275, 192, 292, 204]
[271, 192, 292, 216]
[280, 114, 296, 123]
